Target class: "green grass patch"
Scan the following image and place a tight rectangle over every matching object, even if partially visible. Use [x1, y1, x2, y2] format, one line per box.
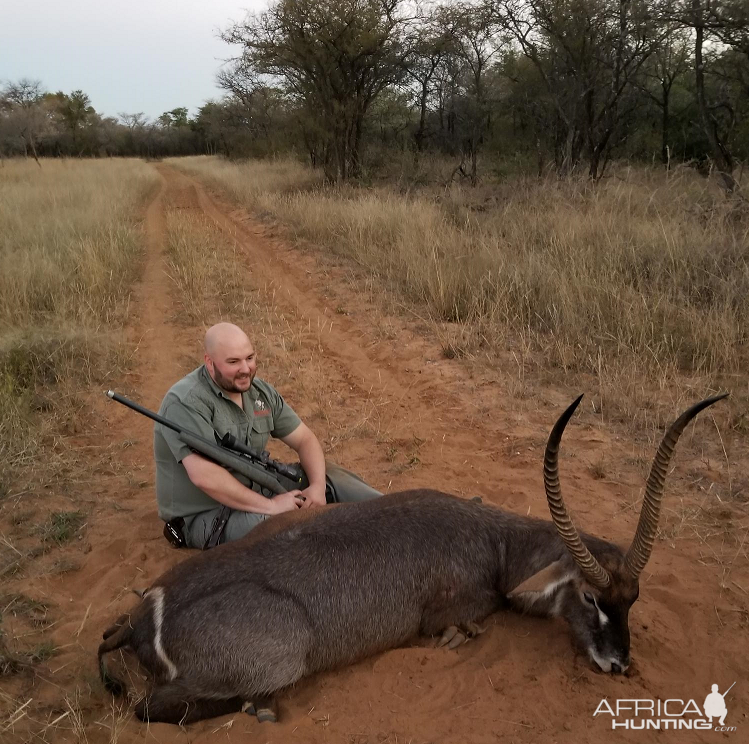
[37, 511, 86, 546]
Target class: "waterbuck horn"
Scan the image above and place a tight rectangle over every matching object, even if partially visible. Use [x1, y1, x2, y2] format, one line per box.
[624, 393, 730, 579]
[544, 395, 611, 589]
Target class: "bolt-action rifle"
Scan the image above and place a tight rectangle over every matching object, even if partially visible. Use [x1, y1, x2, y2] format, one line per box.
[105, 390, 308, 495]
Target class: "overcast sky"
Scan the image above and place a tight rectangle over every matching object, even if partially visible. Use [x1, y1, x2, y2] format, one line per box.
[1, 0, 267, 121]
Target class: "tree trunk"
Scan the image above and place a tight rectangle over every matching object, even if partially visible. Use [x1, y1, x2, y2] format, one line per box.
[470, 138, 478, 186]
[588, 150, 601, 181]
[352, 115, 363, 179]
[27, 135, 42, 167]
[661, 83, 670, 166]
[693, 2, 739, 192]
[415, 80, 428, 153]
[558, 126, 578, 177]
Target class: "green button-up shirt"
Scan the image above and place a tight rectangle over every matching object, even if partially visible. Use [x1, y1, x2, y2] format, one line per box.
[153, 365, 302, 520]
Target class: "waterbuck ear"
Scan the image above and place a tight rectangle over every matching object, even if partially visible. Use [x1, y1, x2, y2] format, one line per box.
[507, 560, 571, 598]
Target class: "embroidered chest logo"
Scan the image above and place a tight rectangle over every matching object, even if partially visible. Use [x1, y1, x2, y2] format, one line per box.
[254, 399, 270, 416]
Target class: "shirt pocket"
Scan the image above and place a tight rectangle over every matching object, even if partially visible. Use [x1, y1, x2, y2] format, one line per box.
[250, 414, 274, 451]
[213, 413, 248, 445]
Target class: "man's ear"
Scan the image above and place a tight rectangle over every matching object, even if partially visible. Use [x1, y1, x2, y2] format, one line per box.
[507, 560, 571, 598]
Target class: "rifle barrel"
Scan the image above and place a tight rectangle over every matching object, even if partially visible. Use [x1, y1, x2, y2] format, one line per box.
[106, 390, 182, 435]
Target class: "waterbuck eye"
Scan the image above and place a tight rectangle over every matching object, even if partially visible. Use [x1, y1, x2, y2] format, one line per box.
[583, 592, 596, 605]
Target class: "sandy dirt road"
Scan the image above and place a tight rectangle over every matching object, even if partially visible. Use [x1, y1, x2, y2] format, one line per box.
[5, 163, 746, 744]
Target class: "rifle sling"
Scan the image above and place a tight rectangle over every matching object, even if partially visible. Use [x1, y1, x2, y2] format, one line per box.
[203, 505, 232, 550]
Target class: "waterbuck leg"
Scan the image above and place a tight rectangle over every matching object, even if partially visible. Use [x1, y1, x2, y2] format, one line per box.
[242, 695, 278, 723]
[436, 621, 487, 650]
[421, 584, 498, 645]
[135, 684, 242, 724]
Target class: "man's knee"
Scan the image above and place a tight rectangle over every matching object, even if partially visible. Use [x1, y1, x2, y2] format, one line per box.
[183, 509, 221, 549]
[325, 462, 381, 504]
[183, 508, 267, 548]
[223, 511, 268, 543]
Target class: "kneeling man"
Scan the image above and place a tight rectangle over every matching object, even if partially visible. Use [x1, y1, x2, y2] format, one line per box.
[154, 322, 381, 548]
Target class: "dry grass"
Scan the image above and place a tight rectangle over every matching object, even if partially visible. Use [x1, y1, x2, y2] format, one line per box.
[164, 211, 251, 323]
[171, 155, 323, 205]
[171, 156, 749, 430]
[0, 160, 156, 725]
[0, 684, 131, 744]
[0, 159, 156, 327]
[0, 158, 157, 482]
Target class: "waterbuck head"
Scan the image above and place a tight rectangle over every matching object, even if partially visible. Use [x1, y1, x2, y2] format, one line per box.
[512, 393, 728, 673]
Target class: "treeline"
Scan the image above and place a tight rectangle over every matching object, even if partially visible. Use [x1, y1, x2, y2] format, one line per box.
[3, 1, 749, 187]
[0, 84, 209, 160]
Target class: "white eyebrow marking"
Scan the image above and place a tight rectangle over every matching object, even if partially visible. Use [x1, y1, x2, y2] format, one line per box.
[597, 605, 609, 627]
[151, 587, 178, 680]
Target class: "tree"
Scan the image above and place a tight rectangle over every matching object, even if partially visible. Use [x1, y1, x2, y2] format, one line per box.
[0, 79, 48, 164]
[500, 48, 558, 173]
[638, 24, 692, 165]
[500, 0, 661, 179]
[54, 90, 95, 155]
[712, 0, 749, 56]
[692, 1, 738, 189]
[663, 0, 748, 191]
[119, 112, 148, 130]
[439, 1, 506, 184]
[221, 0, 414, 181]
[119, 112, 149, 156]
[158, 107, 189, 127]
[404, 12, 456, 154]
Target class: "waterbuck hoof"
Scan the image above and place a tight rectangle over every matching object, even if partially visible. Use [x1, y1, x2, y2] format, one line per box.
[437, 625, 462, 648]
[242, 700, 278, 723]
[464, 621, 487, 638]
[256, 706, 277, 723]
[437, 622, 487, 650]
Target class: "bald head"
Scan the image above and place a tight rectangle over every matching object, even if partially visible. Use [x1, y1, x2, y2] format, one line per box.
[204, 322, 251, 357]
[203, 323, 257, 396]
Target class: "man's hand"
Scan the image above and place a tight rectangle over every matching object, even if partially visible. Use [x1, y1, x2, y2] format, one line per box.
[281, 423, 326, 508]
[269, 490, 305, 515]
[300, 482, 326, 509]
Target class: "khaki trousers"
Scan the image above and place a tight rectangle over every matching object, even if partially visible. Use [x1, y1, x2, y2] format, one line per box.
[183, 460, 381, 548]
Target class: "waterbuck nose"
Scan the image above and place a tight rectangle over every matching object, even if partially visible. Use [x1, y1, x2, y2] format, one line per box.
[611, 662, 622, 674]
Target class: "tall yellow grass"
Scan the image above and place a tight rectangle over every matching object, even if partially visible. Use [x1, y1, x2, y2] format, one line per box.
[164, 211, 252, 323]
[172, 156, 748, 423]
[170, 156, 324, 205]
[0, 158, 158, 476]
[0, 159, 156, 326]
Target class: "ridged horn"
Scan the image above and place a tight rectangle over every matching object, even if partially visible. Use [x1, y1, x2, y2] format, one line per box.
[544, 395, 611, 589]
[624, 393, 729, 579]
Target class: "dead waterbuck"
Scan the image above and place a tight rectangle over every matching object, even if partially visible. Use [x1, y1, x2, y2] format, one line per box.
[98, 393, 727, 724]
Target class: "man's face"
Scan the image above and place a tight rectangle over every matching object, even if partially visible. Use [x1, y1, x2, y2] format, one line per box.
[206, 340, 258, 395]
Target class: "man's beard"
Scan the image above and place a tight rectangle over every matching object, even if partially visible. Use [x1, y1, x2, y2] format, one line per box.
[213, 366, 253, 394]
